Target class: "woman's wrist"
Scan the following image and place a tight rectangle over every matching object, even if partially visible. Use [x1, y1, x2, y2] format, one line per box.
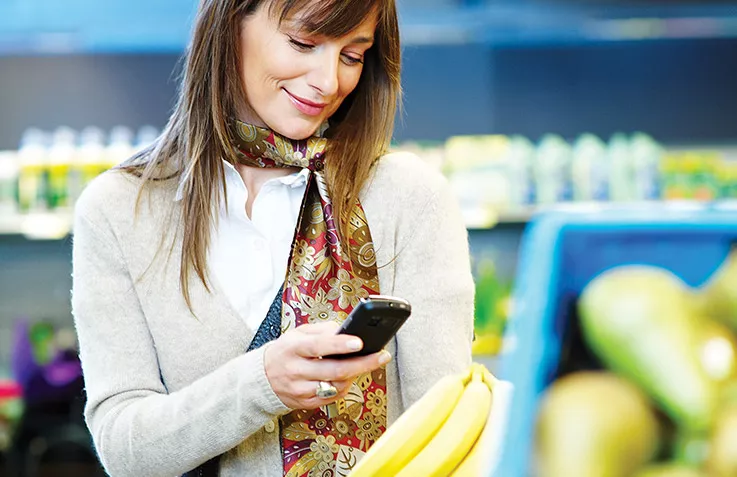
[248, 343, 292, 415]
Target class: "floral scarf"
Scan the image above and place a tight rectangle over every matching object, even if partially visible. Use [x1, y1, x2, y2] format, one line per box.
[231, 121, 387, 477]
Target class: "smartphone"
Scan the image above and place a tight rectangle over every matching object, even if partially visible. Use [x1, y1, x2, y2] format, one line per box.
[324, 295, 412, 360]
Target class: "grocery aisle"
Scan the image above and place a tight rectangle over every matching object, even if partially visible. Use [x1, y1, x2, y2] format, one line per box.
[3, 1, 737, 476]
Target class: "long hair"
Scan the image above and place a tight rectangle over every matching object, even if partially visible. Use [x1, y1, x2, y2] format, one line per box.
[120, 0, 401, 309]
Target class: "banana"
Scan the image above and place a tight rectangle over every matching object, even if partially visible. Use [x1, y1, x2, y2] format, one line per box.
[449, 366, 506, 476]
[395, 365, 493, 477]
[349, 367, 473, 477]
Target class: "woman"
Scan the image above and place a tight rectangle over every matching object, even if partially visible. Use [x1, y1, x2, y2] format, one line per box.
[71, 0, 474, 475]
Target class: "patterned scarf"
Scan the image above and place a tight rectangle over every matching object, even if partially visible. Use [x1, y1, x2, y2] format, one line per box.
[231, 120, 387, 477]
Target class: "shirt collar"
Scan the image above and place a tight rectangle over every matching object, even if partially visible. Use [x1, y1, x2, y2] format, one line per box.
[278, 167, 311, 187]
[173, 160, 309, 202]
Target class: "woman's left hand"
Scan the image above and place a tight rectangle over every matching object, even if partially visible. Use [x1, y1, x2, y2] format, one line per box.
[263, 322, 392, 410]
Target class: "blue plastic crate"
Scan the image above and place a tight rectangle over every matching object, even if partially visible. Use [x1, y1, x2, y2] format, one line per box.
[492, 203, 737, 477]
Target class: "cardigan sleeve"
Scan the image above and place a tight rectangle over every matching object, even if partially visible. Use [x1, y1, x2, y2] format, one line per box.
[71, 185, 290, 477]
[390, 160, 475, 408]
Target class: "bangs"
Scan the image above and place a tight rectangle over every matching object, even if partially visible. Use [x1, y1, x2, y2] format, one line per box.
[270, 0, 380, 38]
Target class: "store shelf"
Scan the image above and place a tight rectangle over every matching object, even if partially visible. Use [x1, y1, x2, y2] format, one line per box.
[0, 212, 72, 240]
[497, 208, 537, 225]
[1, 202, 734, 239]
[468, 204, 611, 229]
[1, 2, 737, 54]
[466, 200, 737, 230]
[0, 208, 525, 238]
[0, 207, 528, 237]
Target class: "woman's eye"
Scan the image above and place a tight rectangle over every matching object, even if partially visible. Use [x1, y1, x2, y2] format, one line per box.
[288, 38, 314, 51]
[342, 54, 364, 66]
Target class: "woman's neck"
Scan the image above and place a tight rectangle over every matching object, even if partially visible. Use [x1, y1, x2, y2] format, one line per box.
[236, 164, 299, 219]
[232, 109, 304, 217]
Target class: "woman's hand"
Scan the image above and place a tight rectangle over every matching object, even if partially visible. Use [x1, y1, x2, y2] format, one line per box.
[263, 322, 392, 410]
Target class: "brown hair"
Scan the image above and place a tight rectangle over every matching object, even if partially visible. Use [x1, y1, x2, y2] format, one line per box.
[121, 0, 401, 308]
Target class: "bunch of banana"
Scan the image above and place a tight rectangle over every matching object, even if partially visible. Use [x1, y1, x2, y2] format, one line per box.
[350, 363, 506, 477]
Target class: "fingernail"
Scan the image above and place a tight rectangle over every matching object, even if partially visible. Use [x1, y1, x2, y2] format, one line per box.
[348, 339, 363, 351]
[378, 350, 392, 365]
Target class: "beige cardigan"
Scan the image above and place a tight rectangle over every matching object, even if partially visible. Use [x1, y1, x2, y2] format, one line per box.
[71, 152, 474, 477]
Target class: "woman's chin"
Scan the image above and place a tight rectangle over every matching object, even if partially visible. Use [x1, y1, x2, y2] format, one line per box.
[269, 118, 322, 141]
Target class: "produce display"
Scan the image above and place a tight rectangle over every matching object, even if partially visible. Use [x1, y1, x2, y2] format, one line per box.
[350, 363, 511, 477]
[535, 249, 737, 475]
[398, 134, 737, 228]
[472, 258, 512, 356]
[707, 405, 737, 476]
[536, 372, 660, 477]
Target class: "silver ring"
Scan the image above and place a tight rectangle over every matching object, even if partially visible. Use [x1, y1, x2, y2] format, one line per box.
[315, 381, 338, 399]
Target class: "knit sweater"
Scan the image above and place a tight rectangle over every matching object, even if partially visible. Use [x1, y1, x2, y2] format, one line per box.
[71, 151, 475, 477]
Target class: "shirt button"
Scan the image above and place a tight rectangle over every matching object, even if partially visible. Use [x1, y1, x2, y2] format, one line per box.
[265, 420, 276, 433]
[253, 238, 267, 252]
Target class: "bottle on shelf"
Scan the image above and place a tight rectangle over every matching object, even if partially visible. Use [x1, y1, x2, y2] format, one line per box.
[69, 126, 107, 206]
[630, 132, 663, 201]
[534, 134, 572, 206]
[608, 133, 633, 202]
[444, 134, 512, 227]
[16, 128, 49, 213]
[0, 150, 19, 215]
[105, 125, 135, 170]
[571, 133, 609, 202]
[135, 125, 159, 154]
[507, 135, 536, 208]
[46, 126, 77, 212]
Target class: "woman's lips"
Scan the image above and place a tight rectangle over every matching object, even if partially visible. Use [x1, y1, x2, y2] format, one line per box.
[285, 90, 327, 117]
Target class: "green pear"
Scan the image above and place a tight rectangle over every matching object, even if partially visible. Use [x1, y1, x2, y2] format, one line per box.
[694, 319, 737, 386]
[695, 247, 737, 331]
[579, 266, 718, 431]
[536, 372, 660, 477]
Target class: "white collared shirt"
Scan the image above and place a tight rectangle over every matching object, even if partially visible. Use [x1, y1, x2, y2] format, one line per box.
[207, 161, 309, 331]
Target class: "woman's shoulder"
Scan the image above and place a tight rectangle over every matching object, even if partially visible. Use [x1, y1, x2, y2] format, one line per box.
[74, 168, 177, 229]
[75, 170, 136, 219]
[366, 151, 449, 201]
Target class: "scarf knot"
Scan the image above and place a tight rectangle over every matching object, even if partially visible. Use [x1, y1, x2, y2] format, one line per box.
[232, 120, 327, 172]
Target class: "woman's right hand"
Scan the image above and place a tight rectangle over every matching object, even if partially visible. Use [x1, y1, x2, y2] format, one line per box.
[263, 322, 392, 410]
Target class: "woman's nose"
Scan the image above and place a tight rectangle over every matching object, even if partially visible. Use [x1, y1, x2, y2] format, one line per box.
[308, 50, 340, 98]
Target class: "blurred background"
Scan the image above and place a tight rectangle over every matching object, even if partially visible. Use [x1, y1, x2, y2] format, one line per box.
[3, 0, 737, 476]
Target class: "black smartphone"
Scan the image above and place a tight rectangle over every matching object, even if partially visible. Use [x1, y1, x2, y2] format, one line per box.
[324, 295, 412, 360]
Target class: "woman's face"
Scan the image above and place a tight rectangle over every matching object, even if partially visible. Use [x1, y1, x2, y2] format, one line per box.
[239, 2, 378, 140]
